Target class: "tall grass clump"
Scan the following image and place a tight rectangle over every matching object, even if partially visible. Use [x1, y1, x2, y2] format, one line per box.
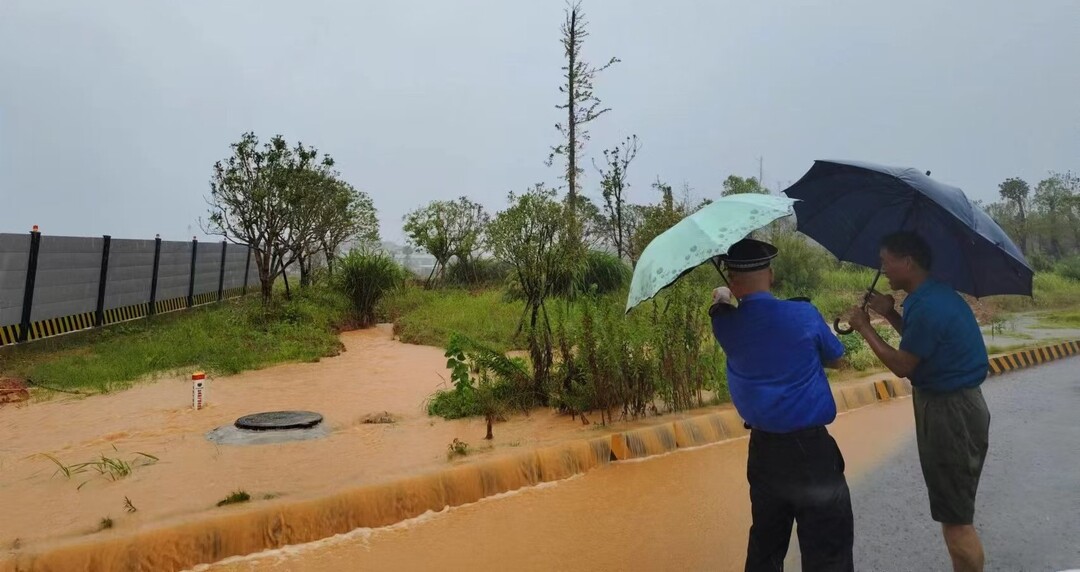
[336, 249, 407, 328]
[548, 281, 726, 424]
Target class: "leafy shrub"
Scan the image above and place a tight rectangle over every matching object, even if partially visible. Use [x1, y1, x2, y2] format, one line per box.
[1054, 255, 1080, 282]
[445, 257, 513, 287]
[515, 250, 633, 299]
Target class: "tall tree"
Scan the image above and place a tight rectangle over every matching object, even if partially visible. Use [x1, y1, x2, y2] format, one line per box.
[487, 184, 573, 401]
[548, 1, 619, 246]
[403, 197, 489, 288]
[594, 135, 641, 261]
[1032, 174, 1074, 258]
[277, 154, 336, 289]
[315, 177, 379, 277]
[997, 177, 1030, 253]
[205, 133, 320, 303]
[721, 175, 768, 196]
[630, 178, 688, 263]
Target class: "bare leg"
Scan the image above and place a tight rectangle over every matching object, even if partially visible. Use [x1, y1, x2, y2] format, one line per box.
[942, 523, 984, 572]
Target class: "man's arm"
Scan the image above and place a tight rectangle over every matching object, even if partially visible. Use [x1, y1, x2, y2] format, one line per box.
[880, 309, 904, 334]
[814, 308, 848, 370]
[848, 308, 921, 378]
[825, 358, 848, 370]
[867, 291, 904, 334]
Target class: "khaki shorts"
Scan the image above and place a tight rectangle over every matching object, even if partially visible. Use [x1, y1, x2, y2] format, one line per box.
[913, 386, 991, 525]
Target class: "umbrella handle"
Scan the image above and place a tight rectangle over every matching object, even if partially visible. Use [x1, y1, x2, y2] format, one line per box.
[833, 318, 855, 335]
[834, 274, 881, 335]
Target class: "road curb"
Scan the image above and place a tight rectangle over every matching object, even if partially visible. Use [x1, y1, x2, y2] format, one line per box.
[988, 340, 1079, 376]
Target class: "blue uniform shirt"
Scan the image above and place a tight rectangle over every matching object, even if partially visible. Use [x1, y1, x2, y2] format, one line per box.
[900, 279, 989, 393]
[710, 292, 845, 433]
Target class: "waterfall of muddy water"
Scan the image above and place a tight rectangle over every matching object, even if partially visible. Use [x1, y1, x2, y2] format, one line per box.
[1, 437, 613, 571]
[193, 396, 916, 572]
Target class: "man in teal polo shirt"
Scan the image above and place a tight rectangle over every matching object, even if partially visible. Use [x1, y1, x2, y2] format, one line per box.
[847, 231, 990, 572]
[710, 238, 853, 572]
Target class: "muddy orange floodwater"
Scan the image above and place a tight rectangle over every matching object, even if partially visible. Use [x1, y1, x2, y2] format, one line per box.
[199, 391, 915, 572]
[0, 325, 914, 571]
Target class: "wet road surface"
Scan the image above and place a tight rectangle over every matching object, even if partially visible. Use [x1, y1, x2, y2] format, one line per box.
[849, 359, 1080, 572]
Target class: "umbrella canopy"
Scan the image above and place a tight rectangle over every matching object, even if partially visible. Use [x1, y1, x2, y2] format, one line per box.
[783, 159, 1033, 299]
[625, 193, 797, 313]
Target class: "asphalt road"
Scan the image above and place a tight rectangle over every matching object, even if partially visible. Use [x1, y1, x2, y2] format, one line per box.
[849, 359, 1080, 572]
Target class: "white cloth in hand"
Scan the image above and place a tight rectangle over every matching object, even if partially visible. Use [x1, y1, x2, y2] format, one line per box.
[712, 286, 733, 306]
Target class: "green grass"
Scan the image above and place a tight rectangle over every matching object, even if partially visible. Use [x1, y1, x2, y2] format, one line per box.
[1038, 309, 1080, 329]
[0, 288, 349, 394]
[42, 449, 158, 489]
[380, 287, 526, 352]
[808, 267, 879, 323]
[216, 490, 251, 507]
[986, 343, 1033, 355]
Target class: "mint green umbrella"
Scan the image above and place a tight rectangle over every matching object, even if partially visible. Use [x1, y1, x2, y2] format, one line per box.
[625, 193, 797, 313]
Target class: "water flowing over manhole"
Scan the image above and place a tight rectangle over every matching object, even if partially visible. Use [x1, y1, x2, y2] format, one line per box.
[234, 411, 324, 431]
[205, 411, 327, 446]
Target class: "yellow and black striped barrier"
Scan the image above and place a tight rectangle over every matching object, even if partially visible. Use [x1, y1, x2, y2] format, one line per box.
[155, 296, 188, 315]
[0, 291, 250, 348]
[988, 341, 1079, 376]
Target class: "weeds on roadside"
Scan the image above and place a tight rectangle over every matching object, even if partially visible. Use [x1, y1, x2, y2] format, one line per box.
[41, 448, 158, 489]
[446, 438, 470, 459]
[216, 490, 251, 507]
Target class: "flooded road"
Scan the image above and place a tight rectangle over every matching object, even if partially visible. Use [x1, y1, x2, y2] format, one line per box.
[200, 394, 917, 572]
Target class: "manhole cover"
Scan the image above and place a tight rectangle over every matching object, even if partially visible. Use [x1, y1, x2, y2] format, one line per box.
[235, 411, 323, 431]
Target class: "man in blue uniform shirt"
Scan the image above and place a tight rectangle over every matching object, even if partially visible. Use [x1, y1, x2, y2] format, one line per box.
[847, 232, 990, 572]
[710, 238, 853, 572]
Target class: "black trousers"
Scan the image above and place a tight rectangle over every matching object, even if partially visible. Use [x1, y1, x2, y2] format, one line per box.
[745, 426, 854, 572]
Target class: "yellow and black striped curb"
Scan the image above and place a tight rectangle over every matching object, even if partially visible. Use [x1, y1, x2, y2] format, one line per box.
[988, 341, 1079, 375]
[0, 291, 252, 348]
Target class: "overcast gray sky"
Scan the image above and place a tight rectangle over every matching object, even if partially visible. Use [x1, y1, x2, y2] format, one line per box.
[2, 0, 1078, 244]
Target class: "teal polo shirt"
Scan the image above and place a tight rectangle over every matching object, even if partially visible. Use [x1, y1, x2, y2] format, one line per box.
[900, 279, 989, 393]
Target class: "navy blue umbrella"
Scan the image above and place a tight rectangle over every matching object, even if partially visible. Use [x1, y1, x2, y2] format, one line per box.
[783, 160, 1033, 332]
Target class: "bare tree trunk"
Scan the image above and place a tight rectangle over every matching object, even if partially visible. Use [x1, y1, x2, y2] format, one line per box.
[298, 254, 310, 288]
[256, 250, 274, 304]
